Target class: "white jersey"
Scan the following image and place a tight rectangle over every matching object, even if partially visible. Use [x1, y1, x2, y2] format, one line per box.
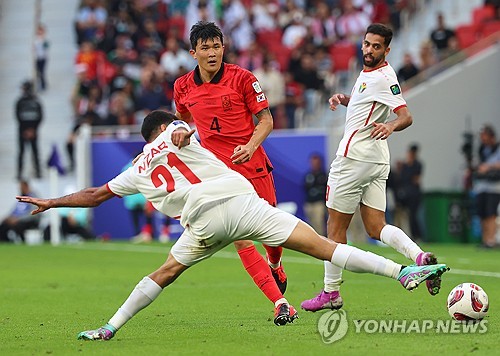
[107, 120, 255, 227]
[336, 62, 407, 164]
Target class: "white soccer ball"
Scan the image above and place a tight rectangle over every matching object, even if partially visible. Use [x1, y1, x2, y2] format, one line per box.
[447, 283, 489, 321]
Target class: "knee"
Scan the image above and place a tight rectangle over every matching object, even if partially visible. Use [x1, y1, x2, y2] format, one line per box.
[233, 239, 253, 250]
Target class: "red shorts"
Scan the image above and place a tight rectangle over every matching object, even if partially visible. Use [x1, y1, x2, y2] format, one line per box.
[248, 173, 277, 207]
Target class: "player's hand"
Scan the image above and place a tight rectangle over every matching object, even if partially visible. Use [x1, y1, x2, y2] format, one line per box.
[16, 196, 50, 215]
[370, 122, 394, 140]
[231, 144, 255, 164]
[329, 94, 345, 111]
[171, 128, 196, 149]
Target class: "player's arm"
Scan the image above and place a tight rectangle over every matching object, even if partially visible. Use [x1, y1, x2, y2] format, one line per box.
[371, 106, 413, 140]
[16, 185, 114, 215]
[174, 109, 192, 122]
[231, 107, 273, 164]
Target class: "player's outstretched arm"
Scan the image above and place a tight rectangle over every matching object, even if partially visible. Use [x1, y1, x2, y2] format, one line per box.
[16, 185, 114, 215]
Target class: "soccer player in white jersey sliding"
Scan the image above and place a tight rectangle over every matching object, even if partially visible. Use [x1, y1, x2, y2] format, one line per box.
[301, 23, 443, 313]
[17, 110, 448, 340]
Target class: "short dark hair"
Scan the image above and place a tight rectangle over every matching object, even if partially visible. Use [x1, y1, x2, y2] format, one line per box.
[409, 143, 419, 153]
[21, 80, 33, 93]
[141, 110, 176, 142]
[481, 124, 496, 138]
[189, 21, 224, 50]
[366, 23, 393, 47]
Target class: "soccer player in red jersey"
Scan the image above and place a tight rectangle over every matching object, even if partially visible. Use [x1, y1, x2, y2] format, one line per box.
[172, 21, 288, 312]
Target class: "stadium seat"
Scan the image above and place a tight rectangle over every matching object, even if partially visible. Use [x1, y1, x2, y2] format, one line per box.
[270, 44, 292, 72]
[256, 29, 283, 49]
[329, 41, 357, 72]
[454, 24, 479, 49]
[472, 5, 496, 26]
[481, 20, 500, 38]
[168, 16, 186, 40]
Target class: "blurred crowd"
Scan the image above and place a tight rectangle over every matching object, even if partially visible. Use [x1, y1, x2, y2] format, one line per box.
[70, 0, 420, 135]
[70, 0, 500, 137]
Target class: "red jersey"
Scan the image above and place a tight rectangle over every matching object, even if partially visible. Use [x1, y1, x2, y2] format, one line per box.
[174, 63, 273, 179]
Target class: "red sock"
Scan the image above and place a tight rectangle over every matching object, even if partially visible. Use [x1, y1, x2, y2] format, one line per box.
[237, 245, 283, 304]
[263, 245, 283, 265]
[141, 224, 152, 235]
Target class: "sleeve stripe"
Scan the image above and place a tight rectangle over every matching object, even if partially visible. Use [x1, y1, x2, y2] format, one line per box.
[393, 104, 407, 113]
[105, 183, 122, 198]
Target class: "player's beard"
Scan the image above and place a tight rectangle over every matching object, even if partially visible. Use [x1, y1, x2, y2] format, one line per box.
[363, 53, 385, 68]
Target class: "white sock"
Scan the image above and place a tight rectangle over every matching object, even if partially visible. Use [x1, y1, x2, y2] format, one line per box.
[268, 256, 281, 269]
[380, 225, 423, 262]
[274, 298, 288, 307]
[324, 261, 343, 293]
[331, 244, 401, 279]
[108, 276, 163, 330]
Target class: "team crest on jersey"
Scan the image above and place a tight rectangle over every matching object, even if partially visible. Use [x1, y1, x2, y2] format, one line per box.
[252, 81, 262, 93]
[390, 84, 401, 95]
[359, 82, 367, 93]
[221, 95, 232, 111]
[256, 93, 266, 103]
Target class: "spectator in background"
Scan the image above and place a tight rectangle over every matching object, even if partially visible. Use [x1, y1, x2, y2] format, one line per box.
[303, 153, 328, 236]
[76, 84, 108, 122]
[135, 71, 170, 115]
[160, 36, 196, 86]
[75, 0, 108, 45]
[15, 81, 43, 180]
[335, 0, 371, 57]
[293, 53, 324, 120]
[282, 10, 308, 49]
[44, 207, 95, 242]
[419, 40, 438, 72]
[429, 13, 456, 60]
[137, 18, 165, 55]
[108, 34, 139, 67]
[253, 56, 286, 128]
[75, 41, 100, 83]
[0, 180, 39, 243]
[221, 0, 254, 52]
[237, 41, 265, 71]
[251, 0, 279, 32]
[284, 71, 304, 129]
[473, 125, 500, 248]
[397, 52, 420, 83]
[309, 1, 337, 47]
[184, 0, 218, 44]
[396, 144, 424, 242]
[34, 24, 49, 91]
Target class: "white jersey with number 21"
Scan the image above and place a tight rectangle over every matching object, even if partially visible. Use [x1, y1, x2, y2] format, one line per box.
[107, 120, 254, 227]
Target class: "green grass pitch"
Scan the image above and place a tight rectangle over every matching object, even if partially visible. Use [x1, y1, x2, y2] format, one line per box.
[1, 242, 498, 355]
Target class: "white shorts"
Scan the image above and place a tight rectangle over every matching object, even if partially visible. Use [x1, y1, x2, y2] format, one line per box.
[326, 155, 389, 214]
[170, 193, 300, 266]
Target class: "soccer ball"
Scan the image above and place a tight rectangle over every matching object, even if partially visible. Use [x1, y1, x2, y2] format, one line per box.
[447, 283, 489, 321]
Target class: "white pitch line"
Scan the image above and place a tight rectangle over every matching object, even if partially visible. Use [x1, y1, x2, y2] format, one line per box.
[62, 243, 500, 279]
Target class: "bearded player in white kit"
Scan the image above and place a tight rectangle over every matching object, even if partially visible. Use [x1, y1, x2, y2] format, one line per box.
[17, 110, 447, 340]
[301, 24, 443, 312]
